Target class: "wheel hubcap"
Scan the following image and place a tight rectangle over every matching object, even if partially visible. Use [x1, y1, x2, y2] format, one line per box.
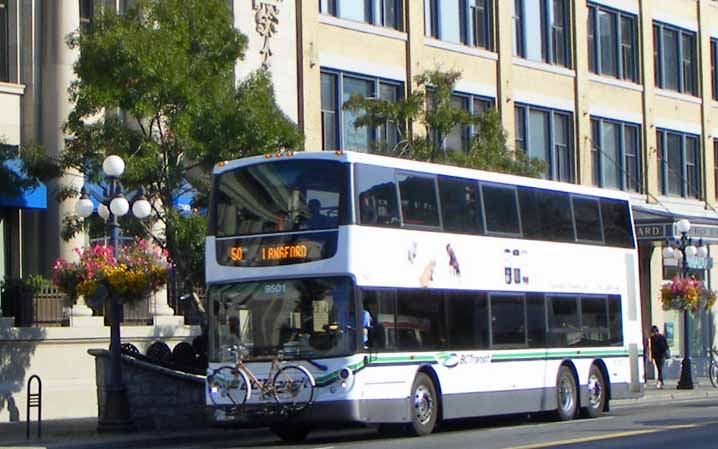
[559, 376, 574, 411]
[588, 374, 602, 408]
[414, 385, 434, 425]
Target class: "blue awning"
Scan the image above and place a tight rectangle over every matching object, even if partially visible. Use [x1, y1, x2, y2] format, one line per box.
[0, 159, 47, 209]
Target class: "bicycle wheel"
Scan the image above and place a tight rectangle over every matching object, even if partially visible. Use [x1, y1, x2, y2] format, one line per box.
[272, 365, 315, 412]
[710, 361, 718, 388]
[207, 366, 251, 407]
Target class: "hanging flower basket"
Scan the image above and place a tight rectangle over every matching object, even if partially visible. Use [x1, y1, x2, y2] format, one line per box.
[52, 240, 170, 305]
[659, 276, 717, 313]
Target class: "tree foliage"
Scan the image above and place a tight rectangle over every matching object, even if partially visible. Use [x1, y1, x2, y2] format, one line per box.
[343, 69, 545, 177]
[20, 0, 303, 289]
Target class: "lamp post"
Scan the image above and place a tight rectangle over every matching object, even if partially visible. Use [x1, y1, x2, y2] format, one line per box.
[662, 218, 708, 390]
[76, 155, 151, 431]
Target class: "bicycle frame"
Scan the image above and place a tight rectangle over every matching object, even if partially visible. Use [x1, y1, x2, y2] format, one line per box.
[207, 347, 316, 415]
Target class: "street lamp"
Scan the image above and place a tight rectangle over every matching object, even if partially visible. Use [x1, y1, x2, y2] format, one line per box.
[662, 218, 706, 390]
[75, 155, 151, 431]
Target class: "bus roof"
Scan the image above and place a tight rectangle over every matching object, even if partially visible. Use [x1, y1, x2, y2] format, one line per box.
[214, 151, 632, 202]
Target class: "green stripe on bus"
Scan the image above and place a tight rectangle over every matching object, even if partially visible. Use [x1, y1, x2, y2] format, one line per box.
[491, 350, 629, 361]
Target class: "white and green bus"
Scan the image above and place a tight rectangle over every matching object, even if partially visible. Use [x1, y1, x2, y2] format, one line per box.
[205, 151, 644, 441]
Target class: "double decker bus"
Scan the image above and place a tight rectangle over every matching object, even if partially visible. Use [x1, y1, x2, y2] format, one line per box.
[205, 151, 644, 441]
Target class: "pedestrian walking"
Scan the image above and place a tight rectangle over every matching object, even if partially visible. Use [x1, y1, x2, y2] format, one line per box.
[649, 325, 669, 389]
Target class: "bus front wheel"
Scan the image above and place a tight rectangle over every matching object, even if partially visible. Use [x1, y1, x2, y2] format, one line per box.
[556, 365, 578, 421]
[408, 372, 438, 436]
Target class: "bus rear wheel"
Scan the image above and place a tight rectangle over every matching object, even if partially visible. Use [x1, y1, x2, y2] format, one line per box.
[582, 365, 606, 418]
[556, 365, 578, 421]
[408, 372, 438, 436]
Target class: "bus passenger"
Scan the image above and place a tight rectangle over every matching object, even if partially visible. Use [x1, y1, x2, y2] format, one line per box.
[304, 199, 330, 228]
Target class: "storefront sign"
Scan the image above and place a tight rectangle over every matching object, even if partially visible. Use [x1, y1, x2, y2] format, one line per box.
[636, 222, 718, 243]
[663, 256, 713, 270]
[635, 224, 668, 240]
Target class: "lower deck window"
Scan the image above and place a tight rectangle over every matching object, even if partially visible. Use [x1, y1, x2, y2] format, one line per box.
[361, 288, 623, 352]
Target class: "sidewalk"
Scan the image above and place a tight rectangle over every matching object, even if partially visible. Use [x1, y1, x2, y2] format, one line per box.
[613, 376, 718, 407]
[2, 379, 717, 449]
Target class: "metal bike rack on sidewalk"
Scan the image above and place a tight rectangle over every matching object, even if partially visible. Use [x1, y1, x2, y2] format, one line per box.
[26, 374, 42, 440]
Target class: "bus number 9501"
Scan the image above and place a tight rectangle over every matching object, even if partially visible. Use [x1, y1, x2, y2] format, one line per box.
[264, 283, 287, 295]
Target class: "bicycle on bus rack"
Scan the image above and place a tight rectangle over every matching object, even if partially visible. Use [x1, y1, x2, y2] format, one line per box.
[207, 345, 316, 415]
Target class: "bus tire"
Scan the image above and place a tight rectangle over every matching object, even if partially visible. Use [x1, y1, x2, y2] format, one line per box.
[555, 365, 578, 421]
[408, 372, 438, 436]
[270, 423, 310, 442]
[582, 364, 606, 418]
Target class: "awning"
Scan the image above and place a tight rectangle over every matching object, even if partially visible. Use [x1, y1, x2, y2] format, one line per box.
[632, 204, 718, 243]
[0, 159, 47, 209]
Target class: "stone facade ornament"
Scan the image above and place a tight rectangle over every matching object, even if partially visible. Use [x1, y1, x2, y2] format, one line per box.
[253, 0, 282, 68]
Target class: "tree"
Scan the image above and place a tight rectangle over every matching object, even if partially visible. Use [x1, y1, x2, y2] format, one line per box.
[343, 68, 545, 177]
[20, 0, 303, 291]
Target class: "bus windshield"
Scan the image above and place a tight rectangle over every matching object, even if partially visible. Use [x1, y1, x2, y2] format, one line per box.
[210, 277, 356, 361]
[213, 159, 348, 237]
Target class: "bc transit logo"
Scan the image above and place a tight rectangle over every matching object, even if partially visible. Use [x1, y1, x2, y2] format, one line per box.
[437, 353, 460, 368]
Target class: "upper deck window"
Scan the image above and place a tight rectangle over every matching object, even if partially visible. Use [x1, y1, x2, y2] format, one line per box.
[214, 159, 348, 237]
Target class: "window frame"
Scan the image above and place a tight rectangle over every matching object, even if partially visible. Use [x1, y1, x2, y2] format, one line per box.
[480, 182, 522, 237]
[442, 92, 495, 153]
[656, 129, 702, 199]
[425, 0, 494, 51]
[513, 0, 572, 68]
[320, 68, 404, 153]
[514, 103, 574, 182]
[653, 21, 698, 96]
[587, 3, 638, 83]
[321, 0, 404, 31]
[79, 0, 94, 34]
[0, 0, 7, 83]
[489, 293, 528, 349]
[571, 194, 605, 244]
[711, 38, 717, 101]
[395, 171, 442, 229]
[590, 117, 642, 192]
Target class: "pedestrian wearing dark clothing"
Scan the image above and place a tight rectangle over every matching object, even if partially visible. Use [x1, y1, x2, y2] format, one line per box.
[649, 325, 669, 389]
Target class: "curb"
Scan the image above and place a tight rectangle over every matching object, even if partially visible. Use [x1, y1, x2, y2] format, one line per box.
[3, 427, 271, 449]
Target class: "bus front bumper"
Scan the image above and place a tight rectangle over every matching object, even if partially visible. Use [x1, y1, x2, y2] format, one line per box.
[210, 398, 411, 425]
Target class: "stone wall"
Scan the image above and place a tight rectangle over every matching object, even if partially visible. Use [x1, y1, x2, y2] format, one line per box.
[0, 325, 200, 423]
[90, 349, 207, 431]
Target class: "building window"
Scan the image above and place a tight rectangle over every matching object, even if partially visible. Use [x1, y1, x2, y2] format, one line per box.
[443, 93, 494, 152]
[711, 39, 717, 101]
[321, 0, 403, 31]
[0, 0, 7, 82]
[657, 129, 701, 199]
[590, 118, 641, 192]
[79, 0, 94, 33]
[714, 140, 718, 199]
[514, 104, 573, 182]
[513, 0, 571, 68]
[424, 0, 494, 51]
[587, 4, 637, 82]
[653, 22, 697, 96]
[320, 70, 403, 152]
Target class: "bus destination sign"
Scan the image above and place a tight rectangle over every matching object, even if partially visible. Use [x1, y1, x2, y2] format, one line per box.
[217, 232, 337, 267]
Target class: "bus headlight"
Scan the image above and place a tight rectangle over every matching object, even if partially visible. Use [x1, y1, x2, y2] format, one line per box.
[337, 367, 354, 390]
